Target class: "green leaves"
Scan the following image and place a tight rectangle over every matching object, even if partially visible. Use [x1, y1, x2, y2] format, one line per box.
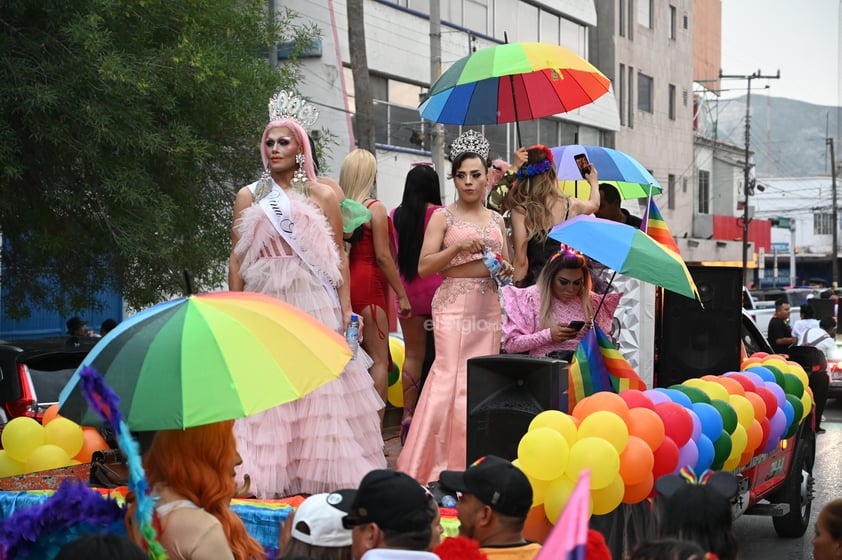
[0, 0, 319, 317]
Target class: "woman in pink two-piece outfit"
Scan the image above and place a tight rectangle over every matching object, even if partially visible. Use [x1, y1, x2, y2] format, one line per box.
[397, 130, 513, 485]
[228, 92, 385, 498]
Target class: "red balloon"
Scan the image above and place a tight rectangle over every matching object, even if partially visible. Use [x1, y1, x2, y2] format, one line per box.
[754, 386, 779, 420]
[756, 418, 771, 456]
[654, 402, 693, 447]
[619, 390, 655, 411]
[727, 373, 758, 394]
[652, 436, 680, 480]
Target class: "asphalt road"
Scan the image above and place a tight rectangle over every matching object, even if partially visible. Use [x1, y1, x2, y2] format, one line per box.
[735, 396, 842, 559]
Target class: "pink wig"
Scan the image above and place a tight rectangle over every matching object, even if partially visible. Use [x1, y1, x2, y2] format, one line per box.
[487, 159, 510, 186]
[261, 118, 318, 182]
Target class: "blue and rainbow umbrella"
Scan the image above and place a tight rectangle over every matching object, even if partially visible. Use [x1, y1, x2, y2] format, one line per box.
[552, 145, 662, 200]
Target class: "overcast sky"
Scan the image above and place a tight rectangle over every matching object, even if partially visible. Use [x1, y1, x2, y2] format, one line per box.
[720, 0, 840, 107]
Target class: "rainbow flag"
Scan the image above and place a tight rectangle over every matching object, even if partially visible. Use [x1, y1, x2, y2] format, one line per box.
[536, 470, 590, 560]
[568, 325, 647, 410]
[641, 197, 681, 255]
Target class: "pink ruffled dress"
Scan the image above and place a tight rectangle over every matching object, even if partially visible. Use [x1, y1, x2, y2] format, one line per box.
[501, 286, 621, 355]
[232, 186, 385, 498]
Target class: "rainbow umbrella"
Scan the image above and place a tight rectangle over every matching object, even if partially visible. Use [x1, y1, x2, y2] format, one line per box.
[58, 291, 351, 430]
[549, 215, 699, 300]
[419, 42, 610, 142]
[551, 145, 662, 200]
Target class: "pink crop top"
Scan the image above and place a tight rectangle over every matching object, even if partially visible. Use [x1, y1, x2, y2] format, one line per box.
[439, 207, 505, 270]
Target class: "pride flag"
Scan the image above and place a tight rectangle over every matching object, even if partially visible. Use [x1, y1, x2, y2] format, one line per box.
[536, 470, 590, 560]
[641, 197, 681, 255]
[568, 325, 647, 411]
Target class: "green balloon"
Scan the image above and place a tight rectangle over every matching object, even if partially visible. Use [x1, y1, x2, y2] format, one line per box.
[387, 362, 400, 386]
[711, 430, 733, 470]
[670, 385, 712, 404]
[784, 395, 804, 439]
[763, 364, 787, 388]
[782, 373, 805, 398]
[710, 399, 739, 434]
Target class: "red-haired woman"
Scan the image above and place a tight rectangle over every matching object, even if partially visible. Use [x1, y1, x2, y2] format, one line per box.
[143, 421, 265, 560]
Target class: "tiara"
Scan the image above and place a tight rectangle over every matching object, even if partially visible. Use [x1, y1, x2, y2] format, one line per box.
[449, 130, 490, 162]
[268, 90, 320, 129]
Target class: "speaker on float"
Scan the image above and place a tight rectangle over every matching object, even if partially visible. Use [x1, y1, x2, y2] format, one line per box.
[658, 266, 742, 387]
[466, 354, 568, 465]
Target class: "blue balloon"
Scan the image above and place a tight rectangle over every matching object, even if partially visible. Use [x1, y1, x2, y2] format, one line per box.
[782, 400, 795, 432]
[696, 434, 715, 472]
[746, 366, 776, 384]
[657, 388, 693, 408]
[692, 402, 724, 441]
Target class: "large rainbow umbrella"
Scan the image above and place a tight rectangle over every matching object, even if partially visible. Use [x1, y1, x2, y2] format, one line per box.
[552, 145, 662, 200]
[58, 291, 351, 430]
[549, 215, 699, 301]
[419, 42, 610, 129]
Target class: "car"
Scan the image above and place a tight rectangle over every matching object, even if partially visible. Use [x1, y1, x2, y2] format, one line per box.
[826, 343, 842, 399]
[0, 336, 99, 425]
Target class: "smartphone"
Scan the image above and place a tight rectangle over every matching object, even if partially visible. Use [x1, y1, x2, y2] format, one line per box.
[567, 320, 585, 331]
[574, 153, 590, 178]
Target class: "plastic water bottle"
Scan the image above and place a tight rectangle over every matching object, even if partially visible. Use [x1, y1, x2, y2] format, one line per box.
[482, 248, 511, 287]
[345, 313, 360, 359]
[441, 494, 458, 508]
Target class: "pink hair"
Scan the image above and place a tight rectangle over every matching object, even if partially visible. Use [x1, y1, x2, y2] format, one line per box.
[487, 159, 510, 187]
[261, 118, 318, 181]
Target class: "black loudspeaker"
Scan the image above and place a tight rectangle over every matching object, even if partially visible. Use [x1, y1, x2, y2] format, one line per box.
[466, 354, 568, 465]
[658, 266, 742, 387]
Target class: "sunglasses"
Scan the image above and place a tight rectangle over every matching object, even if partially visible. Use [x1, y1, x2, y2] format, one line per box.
[557, 277, 584, 287]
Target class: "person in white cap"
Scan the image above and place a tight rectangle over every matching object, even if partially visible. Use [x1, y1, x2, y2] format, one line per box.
[280, 490, 355, 560]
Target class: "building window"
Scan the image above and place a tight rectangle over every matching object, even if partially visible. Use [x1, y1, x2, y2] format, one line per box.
[669, 5, 677, 39]
[683, 13, 689, 29]
[618, 63, 626, 126]
[815, 212, 834, 235]
[668, 84, 676, 120]
[698, 170, 710, 214]
[668, 174, 676, 210]
[638, 73, 653, 113]
[628, 66, 634, 128]
[637, 0, 653, 28]
[628, 0, 634, 39]
[619, 0, 626, 37]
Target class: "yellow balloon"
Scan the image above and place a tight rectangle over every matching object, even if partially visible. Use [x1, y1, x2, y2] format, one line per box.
[0, 450, 25, 478]
[1, 417, 45, 463]
[591, 474, 625, 515]
[729, 394, 755, 429]
[25, 444, 71, 473]
[387, 381, 404, 407]
[800, 391, 813, 421]
[512, 458, 550, 506]
[529, 410, 577, 444]
[700, 381, 730, 402]
[577, 411, 629, 454]
[728, 424, 748, 460]
[543, 475, 581, 524]
[44, 417, 84, 458]
[566, 437, 620, 490]
[722, 454, 741, 471]
[518, 427, 570, 481]
[682, 378, 706, 389]
[388, 335, 406, 375]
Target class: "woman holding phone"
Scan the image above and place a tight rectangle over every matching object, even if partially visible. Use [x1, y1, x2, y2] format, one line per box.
[507, 145, 600, 287]
[501, 245, 619, 359]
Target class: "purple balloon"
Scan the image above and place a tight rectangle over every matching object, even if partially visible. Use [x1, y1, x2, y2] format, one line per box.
[696, 434, 715, 471]
[741, 370, 765, 388]
[764, 381, 787, 409]
[675, 439, 699, 472]
[644, 389, 671, 405]
[747, 366, 777, 383]
[764, 407, 787, 453]
[688, 408, 702, 441]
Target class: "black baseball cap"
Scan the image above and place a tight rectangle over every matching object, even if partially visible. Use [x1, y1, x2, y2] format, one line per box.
[439, 455, 532, 518]
[342, 470, 432, 532]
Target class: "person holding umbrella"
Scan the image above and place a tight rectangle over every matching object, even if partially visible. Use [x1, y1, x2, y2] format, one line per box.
[228, 90, 385, 498]
[508, 145, 600, 287]
[397, 130, 512, 485]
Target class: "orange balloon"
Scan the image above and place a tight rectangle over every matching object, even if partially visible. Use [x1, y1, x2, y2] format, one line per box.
[741, 357, 763, 369]
[619, 436, 655, 486]
[523, 505, 554, 543]
[745, 419, 763, 453]
[73, 427, 109, 463]
[572, 392, 630, 424]
[713, 376, 746, 396]
[41, 404, 61, 426]
[622, 472, 654, 504]
[744, 392, 767, 423]
[627, 408, 665, 451]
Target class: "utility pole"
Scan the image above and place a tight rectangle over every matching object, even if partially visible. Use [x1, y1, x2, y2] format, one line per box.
[719, 69, 781, 287]
[829, 137, 839, 288]
[429, 0, 445, 195]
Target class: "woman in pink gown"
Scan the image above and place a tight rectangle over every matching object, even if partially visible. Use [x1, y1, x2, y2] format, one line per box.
[397, 130, 513, 485]
[228, 93, 385, 498]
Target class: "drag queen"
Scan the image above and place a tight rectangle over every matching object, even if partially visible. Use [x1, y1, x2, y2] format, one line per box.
[228, 91, 385, 498]
[397, 130, 512, 484]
